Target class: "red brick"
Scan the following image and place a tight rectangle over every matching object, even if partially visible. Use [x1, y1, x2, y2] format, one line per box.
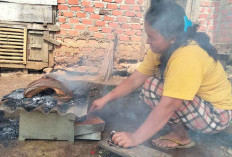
[199, 14, 208, 19]
[198, 25, 206, 31]
[124, 11, 135, 17]
[68, 0, 79, 5]
[131, 24, 141, 29]
[89, 26, 98, 32]
[57, 30, 67, 35]
[60, 24, 71, 29]
[118, 17, 128, 22]
[125, 30, 135, 35]
[63, 12, 73, 17]
[68, 30, 78, 36]
[136, 12, 142, 17]
[69, 18, 79, 23]
[115, 0, 122, 3]
[109, 22, 118, 28]
[210, 14, 218, 19]
[113, 10, 122, 16]
[104, 16, 114, 21]
[121, 23, 130, 29]
[70, 6, 81, 11]
[229, 0, 232, 4]
[94, 33, 104, 38]
[212, 2, 220, 7]
[207, 8, 212, 14]
[107, 4, 117, 9]
[75, 25, 85, 30]
[58, 0, 65, 4]
[137, 0, 144, 5]
[120, 5, 130, 10]
[136, 30, 142, 36]
[82, 1, 91, 6]
[115, 29, 123, 34]
[200, 2, 211, 7]
[125, 0, 135, 4]
[82, 19, 92, 25]
[131, 36, 141, 42]
[95, 2, 104, 8]
[119, 35, 129, 41]
[102, 27, 112, 33]
[130, 17, 140, 23]
[85, 7, 94, 12]
[198, 19, 206, 25]
[58, 17, 66, 23]
[58, 4, 68, 10]
[76, 12, 86, 18]
[96, 21, 105, 26]
[133, 6, 140, 11]
[103, 0, 112, 2]
[90, 14, 101, 20]
[208, 25, 217, 31]
[200, 7, 205, 13]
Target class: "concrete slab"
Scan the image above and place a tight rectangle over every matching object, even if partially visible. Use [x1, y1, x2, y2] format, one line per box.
[98, 139, 171, 157]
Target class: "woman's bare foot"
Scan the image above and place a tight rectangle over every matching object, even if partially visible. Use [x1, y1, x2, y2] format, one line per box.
[153, 123, 192, 148]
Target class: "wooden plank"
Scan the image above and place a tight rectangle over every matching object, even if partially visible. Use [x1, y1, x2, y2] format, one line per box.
[0, 56, 23, 60]
[0, 60, 23, 63]
[0, 63, 25, 68]
[43, 31, 49, 63]
[0, 27, 24, 32]
[75, 132, 101, 141]
[44, 37, 61, 46]
[26, 61, 48, 70]
[0, 3, 53, 23]
[0, 38, 23, 42]
[0, 45, 23, 49]
[0, 34, 24, 39]
[0, 52, 23, 56]
[0, 49, 23, 52]
[48, 34, 54, 67]
[0, 41, 23, 45]
[0, 0, 57, 5]
[98, 139, 171, 157]
[27, 23, 60, 31]
[23, 28, 27, 64]
[0, 32, 23, 36]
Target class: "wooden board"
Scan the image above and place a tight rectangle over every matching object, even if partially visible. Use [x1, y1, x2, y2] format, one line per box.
[0, 3, 53, 23]
[0, 0, 57, 5]
[98, 139, 171, 157]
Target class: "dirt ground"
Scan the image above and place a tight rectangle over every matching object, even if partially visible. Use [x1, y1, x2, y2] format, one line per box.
[0, 71, 231, 157]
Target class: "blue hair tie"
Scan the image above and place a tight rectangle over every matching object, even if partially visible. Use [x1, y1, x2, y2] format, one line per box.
[184, 16, 192, 32]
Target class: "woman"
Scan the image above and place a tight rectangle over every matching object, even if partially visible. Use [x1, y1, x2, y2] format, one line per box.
[89, 0, 232, 149]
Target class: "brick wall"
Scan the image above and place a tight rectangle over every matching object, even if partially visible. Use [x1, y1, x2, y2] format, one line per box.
[54, 0, 232, 73]
[54, 0, 146, 72]
[197, 0, 232, 54]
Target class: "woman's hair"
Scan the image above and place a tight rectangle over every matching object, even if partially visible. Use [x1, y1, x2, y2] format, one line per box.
[145, 0, 218, 78]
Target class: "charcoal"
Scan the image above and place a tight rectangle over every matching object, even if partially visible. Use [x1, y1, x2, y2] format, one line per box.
[2, 88, 24, 101]
[0, 119, 19, 141]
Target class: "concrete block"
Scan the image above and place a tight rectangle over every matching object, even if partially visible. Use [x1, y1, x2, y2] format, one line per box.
[19, 111, 76, 142]
[75, 115, 105, 136]
[75, 132, 101, 141]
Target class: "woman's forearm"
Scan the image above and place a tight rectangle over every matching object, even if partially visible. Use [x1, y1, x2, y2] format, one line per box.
[133, 96, 183, 144]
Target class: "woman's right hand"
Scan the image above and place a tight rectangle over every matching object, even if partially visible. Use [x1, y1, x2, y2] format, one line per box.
[88, 98, 107, 113]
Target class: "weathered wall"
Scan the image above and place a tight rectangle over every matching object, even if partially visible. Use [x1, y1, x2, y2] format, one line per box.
[197, 0, 232, 54]
[54, 0, 147, 73]
[54, 0, 232, 73]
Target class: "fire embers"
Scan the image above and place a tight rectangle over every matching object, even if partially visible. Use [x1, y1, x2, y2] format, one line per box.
[108, 130, 117, 146]
[0, 74, 88, 114]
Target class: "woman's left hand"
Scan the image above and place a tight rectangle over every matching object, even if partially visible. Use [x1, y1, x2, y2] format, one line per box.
[112, 132, 139, 148]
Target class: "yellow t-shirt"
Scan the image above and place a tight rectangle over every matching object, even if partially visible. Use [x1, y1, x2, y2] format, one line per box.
[137, 43, 232, 110]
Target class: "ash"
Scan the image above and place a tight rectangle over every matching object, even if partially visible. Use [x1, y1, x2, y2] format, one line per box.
[1, 88, 87, 113]
[0, 119, 19, 141]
